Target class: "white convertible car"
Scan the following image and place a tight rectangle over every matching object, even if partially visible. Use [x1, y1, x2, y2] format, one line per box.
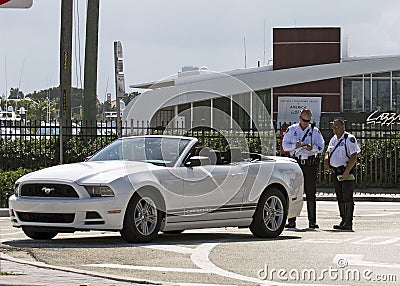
[9, 135, 303, 243]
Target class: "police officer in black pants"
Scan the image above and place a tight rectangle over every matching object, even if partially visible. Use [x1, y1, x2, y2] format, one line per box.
[282, 108, 325, 229]
[324, 118, 360, 231]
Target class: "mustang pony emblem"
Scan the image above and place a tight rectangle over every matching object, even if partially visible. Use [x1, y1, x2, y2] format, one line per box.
[42, 187, 55, 194]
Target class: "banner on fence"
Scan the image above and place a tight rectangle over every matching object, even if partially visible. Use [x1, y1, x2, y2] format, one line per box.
[277, 97, 321, 127]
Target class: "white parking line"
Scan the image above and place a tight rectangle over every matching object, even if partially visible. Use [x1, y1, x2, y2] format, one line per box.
[190, 243, 292, 285]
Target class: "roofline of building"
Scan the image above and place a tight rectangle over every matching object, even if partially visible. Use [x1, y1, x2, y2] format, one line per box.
[129, 55, 400, 90]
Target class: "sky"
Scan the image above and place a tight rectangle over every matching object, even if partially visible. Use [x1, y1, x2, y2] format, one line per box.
[1, 0, 400, 102]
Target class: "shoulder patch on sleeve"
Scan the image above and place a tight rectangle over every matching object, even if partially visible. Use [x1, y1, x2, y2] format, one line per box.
[350, 137, 356, 143]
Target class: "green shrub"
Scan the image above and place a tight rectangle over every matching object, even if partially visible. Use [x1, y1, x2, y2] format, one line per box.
[0, 168, 33, 208]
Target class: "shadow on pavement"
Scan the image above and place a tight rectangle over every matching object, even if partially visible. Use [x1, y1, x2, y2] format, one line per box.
[3, 231, 302, 249]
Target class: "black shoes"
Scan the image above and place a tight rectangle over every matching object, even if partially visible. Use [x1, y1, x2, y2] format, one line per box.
[285, 221, 296, 228]
[340, 224, 353, 231]
[333, 221, 344, 229]
[285, 222, 320, 229]
[333, 202, 354, 231]
[333, 223, 352, 231]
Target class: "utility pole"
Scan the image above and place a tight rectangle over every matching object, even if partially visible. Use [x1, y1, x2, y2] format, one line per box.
[59, 0, 73, 163]
[82, 0, 100, 137]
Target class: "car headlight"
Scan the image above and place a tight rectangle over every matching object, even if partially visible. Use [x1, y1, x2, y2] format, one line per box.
[84, 186, 115, 197]
[14, 184, 19, 197]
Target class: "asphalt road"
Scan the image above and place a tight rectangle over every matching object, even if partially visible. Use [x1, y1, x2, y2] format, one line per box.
[1, 201, 400, 286]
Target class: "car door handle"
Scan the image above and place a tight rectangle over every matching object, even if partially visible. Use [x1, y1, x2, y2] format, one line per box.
[231, 173, 243, 177]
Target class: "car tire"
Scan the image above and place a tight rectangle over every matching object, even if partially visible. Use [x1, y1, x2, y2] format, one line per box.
[120, 191, 163, 243]
[22, 227, 58, 240]
[249, 188, 287, 238]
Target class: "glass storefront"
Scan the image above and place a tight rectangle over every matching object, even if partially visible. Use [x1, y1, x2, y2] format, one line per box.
[253, 89, 271, 130]
[393, 80, 400, 112]
[343, 71, 400, 112]
[343, 78, 362, 112]
[159, 69, 400, 131]
[172, 90, 272, 131]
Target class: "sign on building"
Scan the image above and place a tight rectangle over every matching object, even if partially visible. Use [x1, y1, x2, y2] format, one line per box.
[0, 0, 32, 8]
[277, 96, 322, 127]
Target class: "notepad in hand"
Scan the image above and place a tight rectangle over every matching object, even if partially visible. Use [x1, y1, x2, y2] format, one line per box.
[337, 174, 355, 181]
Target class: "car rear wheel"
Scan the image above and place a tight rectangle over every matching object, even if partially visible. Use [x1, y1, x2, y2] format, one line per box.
[120, 192, 163, 243]
[249, 188, 287, 238]
[22, 227, 58, 240]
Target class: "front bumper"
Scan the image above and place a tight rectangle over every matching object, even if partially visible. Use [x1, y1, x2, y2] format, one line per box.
[8, 194, 129, 231]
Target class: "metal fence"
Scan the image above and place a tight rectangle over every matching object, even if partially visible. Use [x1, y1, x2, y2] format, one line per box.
[1, 120, 399, 188]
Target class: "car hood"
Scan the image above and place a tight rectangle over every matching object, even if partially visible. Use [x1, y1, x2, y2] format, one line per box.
[18, 161, 160, 185]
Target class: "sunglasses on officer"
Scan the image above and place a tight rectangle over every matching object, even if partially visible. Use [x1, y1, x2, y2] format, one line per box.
[300, 117, 311, 123]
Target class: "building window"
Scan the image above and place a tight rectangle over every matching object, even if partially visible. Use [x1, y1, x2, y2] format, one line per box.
[392, 70, 400, 78]
[393, 80, 400, 112]
[372, 72, 391, 77]
[177, 103, 191, 129]
[213, 97, 231, 130]
[343, 79, 363, 112]
[372, 78, 390, 111]
[193, 100, 211, 129]
[254, 89, 271, 130]
[151, 107, 174, 127]
[364, 78, 371, 112]
[232, 93, 250, 131]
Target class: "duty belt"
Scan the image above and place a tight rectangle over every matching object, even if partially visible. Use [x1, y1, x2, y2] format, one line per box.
[295, 156, 318, 165]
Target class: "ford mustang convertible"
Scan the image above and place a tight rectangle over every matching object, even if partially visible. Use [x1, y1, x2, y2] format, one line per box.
[9, 135, 303, 243]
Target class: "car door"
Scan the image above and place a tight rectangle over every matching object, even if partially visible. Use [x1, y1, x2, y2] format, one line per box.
[181, 162, 248, 221]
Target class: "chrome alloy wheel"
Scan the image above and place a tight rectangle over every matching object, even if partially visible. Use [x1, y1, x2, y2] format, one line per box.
[263, 195, 284, 231]
[134, 197, 158, 236]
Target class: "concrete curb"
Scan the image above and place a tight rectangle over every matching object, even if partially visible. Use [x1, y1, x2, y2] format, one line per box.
[0, 252, 166, 286]
[0, 208, 9, 217]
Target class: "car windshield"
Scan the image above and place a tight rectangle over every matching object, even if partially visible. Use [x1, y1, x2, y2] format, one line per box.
[88, 137, 191, 166]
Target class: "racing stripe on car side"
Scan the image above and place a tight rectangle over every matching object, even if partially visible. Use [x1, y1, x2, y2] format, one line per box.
[166, 203, 257, 217]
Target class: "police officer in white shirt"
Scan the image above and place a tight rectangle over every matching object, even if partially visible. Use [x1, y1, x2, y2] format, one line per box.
[282, 108, 325, 229]
[324, 118, 361, 231]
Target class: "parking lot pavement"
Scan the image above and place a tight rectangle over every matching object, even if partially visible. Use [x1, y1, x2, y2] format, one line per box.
[0, 252, 162, 286]
[1, 189, 399, 285]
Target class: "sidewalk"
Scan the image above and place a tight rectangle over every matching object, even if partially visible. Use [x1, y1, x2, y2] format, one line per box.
[316, 188, 400, 202]
[0, 253, 164, 286]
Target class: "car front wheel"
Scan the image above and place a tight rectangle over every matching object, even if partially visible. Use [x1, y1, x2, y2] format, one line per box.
[249, 188, 287, 238]
[120, 192, 163, 243]
[22, 227, 58, 240]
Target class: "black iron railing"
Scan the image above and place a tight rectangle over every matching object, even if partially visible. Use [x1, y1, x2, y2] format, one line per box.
[1, 120, 399, 188]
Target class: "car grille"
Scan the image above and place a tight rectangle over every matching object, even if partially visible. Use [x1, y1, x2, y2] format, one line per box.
[16, 212, 75, 223]
[20, 184, 79, 198]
